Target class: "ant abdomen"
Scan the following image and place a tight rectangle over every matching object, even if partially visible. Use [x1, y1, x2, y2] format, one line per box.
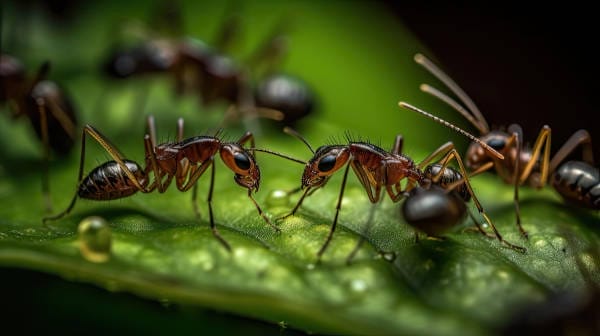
[423, 164, 470, 201]
[78, 160, 147, 201]
[255, 74, 315, 125]
[402, 185, 467, 236]
[551, 161, 599, 210]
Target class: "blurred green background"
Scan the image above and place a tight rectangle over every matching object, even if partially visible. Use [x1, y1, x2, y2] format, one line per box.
[1, 1, 598, 335]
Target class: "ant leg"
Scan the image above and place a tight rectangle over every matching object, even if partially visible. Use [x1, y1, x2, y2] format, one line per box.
[248, 190, 280, 232]
[549, 129, 594, 172]
[391, 135, 404, 155]
[146, 115, 157, 147]
[35, 94, 77, 212]
[350, 160, 382, 203]
[277, 187, 312, 220]
[507, 124, 528, 238]
[177, 117, 184, 142]
[516, 125, 551, 186]
[206, 160, 232, 252]
[436, 147, 526, 252]
[316, 164, 351, 262]
[416, 142, 455, 170]
[36, 98, 52, 212]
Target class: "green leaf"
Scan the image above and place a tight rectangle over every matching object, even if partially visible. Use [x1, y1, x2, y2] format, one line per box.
[1, 1, 598, 335]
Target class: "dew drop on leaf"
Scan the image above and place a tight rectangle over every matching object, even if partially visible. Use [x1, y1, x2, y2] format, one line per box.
[266, 189, 291, 207]
[78, 216, 112, 263]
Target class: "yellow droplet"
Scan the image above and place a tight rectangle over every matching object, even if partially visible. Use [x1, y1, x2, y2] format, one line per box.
[78, 216, 112, 263]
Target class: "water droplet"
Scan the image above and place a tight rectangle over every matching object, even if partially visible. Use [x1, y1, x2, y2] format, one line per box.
[380, 251, 396, 262]
[350, 279, 367, 292]
[266, 189, 290, 207]
[78, 216, 112, 263]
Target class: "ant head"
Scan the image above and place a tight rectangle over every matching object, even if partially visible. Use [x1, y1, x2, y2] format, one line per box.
[302, 145, 350, 189]
[466, 131, 510, 170]
[220, 144, 260, 192]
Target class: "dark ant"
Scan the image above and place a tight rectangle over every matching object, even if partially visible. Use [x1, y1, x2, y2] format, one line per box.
[402, 164, 474, 237]
[1, 55, 78, 210]
[412, 53, 599, 238]
[42, 116, 298, 251]
[102, 6, 315, 126]
[279, 102, 525, 263]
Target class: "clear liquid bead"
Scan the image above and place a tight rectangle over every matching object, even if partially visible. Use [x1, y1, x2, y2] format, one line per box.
[78, 216, 112, 263]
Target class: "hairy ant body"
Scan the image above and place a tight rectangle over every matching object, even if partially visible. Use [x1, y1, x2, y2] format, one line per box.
[43, 116, 283, 251]
[1, 55, 78, 210]
[413, 54, 598, 237]
[103, 8, 315, 125]
[280, 102, 524, 262]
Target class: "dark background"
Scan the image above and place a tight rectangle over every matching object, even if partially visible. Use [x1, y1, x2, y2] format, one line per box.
[389, 2, 599, 161]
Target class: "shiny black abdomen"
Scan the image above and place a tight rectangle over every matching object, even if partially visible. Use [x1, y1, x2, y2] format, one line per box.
[78, 160, 146, 200]
[254, 73, 315, 124]
[551, 161, 599, 210]
[402, 186, 467, 236]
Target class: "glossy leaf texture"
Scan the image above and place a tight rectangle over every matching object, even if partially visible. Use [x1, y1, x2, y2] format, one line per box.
[1, 1, 598, 335]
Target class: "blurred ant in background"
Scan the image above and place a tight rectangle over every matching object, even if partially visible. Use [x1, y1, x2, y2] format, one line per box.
[102, 1, 315, 127]
[413, 53, 598, 238]
[1, 10, 79, 211]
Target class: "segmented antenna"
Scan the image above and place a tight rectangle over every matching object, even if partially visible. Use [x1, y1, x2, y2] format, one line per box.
[420, 84, 486, 135]
[248, 148, 306, 164]
[283, 126, 315, 154]
[398, 102, 504, 160]
[414, 53, 490, 133]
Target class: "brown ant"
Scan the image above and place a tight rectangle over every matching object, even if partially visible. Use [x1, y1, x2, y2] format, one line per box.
[1, 55, 78, 210]
[279, 102, 525, 263]
[412, 53, 598, 237]
[102, 6, 315, 126]
[42, 116, 299, 251]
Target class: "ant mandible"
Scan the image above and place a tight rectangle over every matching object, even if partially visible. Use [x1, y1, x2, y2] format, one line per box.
[42, 116, 285, 251]
[103, 4, 315, 126]
[412, 53, 598, 237]
[1, 54, 78, 211]
[279, 102, 525, 263]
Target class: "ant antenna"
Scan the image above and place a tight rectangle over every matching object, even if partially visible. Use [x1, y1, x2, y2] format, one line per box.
[248, 148, 306, 165]
[419, 84, 487, 135]
[283, 126, 315, 154]
[398, 102, 504, 160]
[414, 53, 490, 133]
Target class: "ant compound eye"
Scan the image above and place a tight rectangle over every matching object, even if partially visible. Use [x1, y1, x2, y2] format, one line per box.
[317, 155, 337, 172]
[487, 138, 506, 150]
[234, 152, 251, 170]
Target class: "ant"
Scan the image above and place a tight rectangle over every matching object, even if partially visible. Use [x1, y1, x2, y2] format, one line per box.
[1, 55, 78, 211]
[412, 53, 598, 238]
[278, 102, 525, 263]
[102, 4, 315, 126]
[42, 115, 299, 251]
